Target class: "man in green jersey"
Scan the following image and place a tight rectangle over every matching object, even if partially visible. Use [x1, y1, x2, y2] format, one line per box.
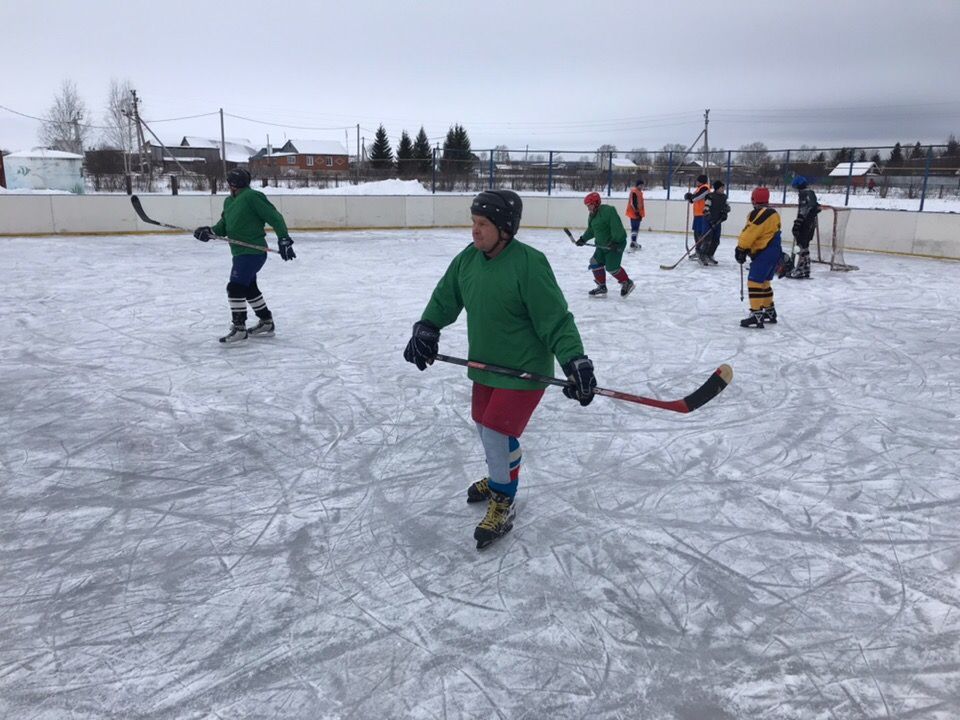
[403, 190, 597, 549]
[576, 192, 635, 298]
[193, 168, 296, 344]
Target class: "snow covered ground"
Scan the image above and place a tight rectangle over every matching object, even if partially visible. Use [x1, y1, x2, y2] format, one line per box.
[3, 177, 959, 213]
[2, 229, 959, 719]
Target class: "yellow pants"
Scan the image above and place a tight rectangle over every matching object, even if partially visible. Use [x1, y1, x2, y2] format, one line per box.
[747, 280, 774, 312]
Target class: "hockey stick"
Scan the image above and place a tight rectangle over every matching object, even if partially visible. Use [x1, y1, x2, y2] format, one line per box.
[130, 195, 279, 254]
[562, 227, 595, 248]
[434, 353, 733, 414]
[659, 223, 716, 270]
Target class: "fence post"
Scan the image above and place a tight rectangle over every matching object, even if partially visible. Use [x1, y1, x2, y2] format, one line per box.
[170, 174, 178, 196]
[725, 150, 732, 192]
[547, 151, 553, 196]
[667, 151, 674, 200]
[431, 147, 436, 194]
[919, 145, 933, 212]
[781, 149, 791, 204]
[488, 150, 494, 189]
[844, 149, 856, 206]
[606, 152, 613, 197]
[125, 174, 133, 195]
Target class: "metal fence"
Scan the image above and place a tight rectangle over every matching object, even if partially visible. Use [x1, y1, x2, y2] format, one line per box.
[87, 144, 960, 212]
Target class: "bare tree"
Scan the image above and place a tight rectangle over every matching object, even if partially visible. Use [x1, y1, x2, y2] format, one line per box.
[103, 78, 135, 174]
[595, 144, 616, 168]
[737, 141, 773, 177]
[39, 79, 91, 153]
[629, 147, 651, 167]
[493, 145, 511, 164]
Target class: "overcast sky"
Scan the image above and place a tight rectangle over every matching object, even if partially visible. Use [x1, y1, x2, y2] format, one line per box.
[2, 0, 959, 156]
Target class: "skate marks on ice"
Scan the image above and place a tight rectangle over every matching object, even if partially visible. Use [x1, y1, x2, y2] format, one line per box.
[1, 231, 959, 718]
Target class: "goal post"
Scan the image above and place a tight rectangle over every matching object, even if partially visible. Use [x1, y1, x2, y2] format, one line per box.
[772, 203, 858, 271]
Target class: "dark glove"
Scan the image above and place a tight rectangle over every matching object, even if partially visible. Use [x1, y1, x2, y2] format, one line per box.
[561, 355, 596, 407]
[684, 192, 693, 201]
[278, 237, 296, 261]
[193, 226, 214, 242]
[792, 218, 804, 238]
[403, 321, 440, 371]
[575, 236, 587, 247]
[735, 246, 748, 265]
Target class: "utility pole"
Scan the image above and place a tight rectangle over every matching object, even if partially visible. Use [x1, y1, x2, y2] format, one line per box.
[703, 108, 710, 180]
[130, 89, 149, 178]
[219, 108, 227, 181]
[356, 123, 360, 184]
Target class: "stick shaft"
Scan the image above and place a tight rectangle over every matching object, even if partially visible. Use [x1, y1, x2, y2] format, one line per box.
[131, 195, 278, 254]
[433, 354, 732, 414]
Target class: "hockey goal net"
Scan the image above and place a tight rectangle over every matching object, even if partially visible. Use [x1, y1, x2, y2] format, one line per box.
[773, 203, 858, 271]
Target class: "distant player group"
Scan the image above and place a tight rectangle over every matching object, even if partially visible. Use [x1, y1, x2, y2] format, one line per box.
[192, 168, 818, 548]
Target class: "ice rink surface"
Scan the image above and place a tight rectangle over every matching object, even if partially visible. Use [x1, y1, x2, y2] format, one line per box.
[2, 227, 959, 719]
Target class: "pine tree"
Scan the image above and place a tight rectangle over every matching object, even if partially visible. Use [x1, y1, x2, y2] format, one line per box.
[909, 142, 924, 160]
[441, 124, 473, 177]
[870, 152, 882, 165]
[888, 143, 904, 166]
[412, 126, 432, 175]
[945, 134, 959, 158]
[396, 130, 413, 177]
[369, 124, 394, 170]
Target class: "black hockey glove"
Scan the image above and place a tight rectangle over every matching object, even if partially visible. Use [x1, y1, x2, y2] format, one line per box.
[278, 237, 296, 261]
[683, 192, 693, 201]
[576, 236, 588, 246]
[403, 321, 440, 371]
[734, 247, 748, 265]
[194, 226, 214, 242]
[561, 355, 596, 407]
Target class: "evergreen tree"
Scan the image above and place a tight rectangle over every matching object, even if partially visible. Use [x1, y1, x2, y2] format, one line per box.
[396, 130, 413, 177]
[369, 124, 394, 169]
[831, 147, 851, 164]
[870, 152, 882, 166]
[909, 142, 924, 160]
[412, 126, 432, 174]
[888, 143, 904, 165]
[857, 150, 867, 162]
[441, 124, 473, 176]
[945, 134, 959, 158]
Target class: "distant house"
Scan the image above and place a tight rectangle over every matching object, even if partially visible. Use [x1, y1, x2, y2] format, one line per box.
[142, 136, 255, 173]
[250, 139, 350, 175]
[828, 161, 881, 187]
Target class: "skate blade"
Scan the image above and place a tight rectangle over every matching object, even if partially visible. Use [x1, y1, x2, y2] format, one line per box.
[475, 522, 514, 550]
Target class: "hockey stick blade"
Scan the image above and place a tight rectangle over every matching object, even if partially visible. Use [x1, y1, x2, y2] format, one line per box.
[131, 195, 179, 230]
[563, 227, 594, 247]
[659, 223, 716, 270]
[434, 354, 733, 414]
[131, 195, 278, 254]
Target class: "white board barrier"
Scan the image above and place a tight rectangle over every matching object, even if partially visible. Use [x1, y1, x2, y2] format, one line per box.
[0, 194, 958, 260]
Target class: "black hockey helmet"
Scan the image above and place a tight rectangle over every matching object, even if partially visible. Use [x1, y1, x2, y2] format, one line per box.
[635, 177, 645, 186]
[696, 174, 708, 184]
[471, 190, 523, 237]
[712, 179, 724, 190]
[227, 167, 251, 189]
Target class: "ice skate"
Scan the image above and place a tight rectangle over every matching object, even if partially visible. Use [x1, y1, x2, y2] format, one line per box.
[620, 279, 636, 297]
[219, 323, 248, 344]
[588, 283, 608, 297]
[474, 492, 516, 549]
[248, 318, 275, 337]
[762, 307, 778, 324]
[466, 477, 491, 504]
[705, 255, 718, 265]
[739, 310, 765, 329]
